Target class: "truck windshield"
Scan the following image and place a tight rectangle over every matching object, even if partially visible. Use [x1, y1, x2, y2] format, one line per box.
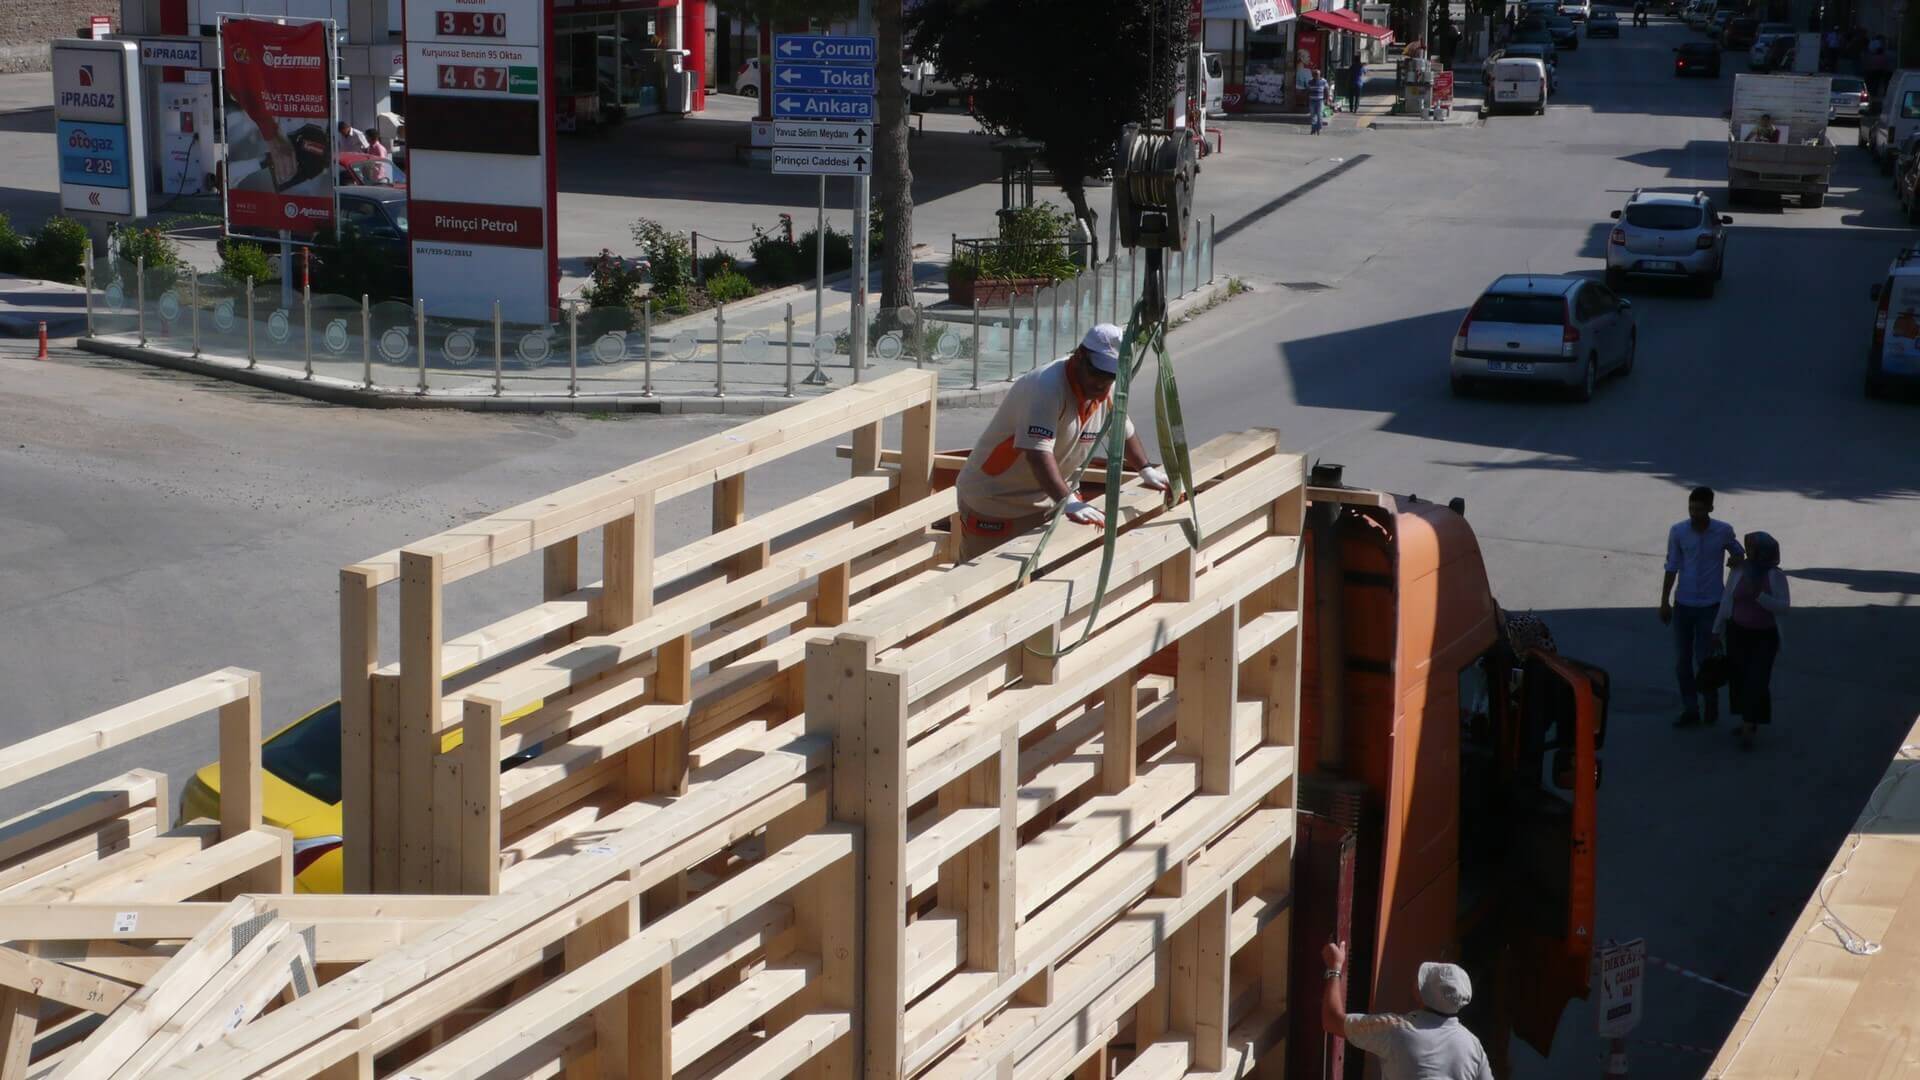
[1473, 294, 1567, 324]
[1625, 204, 1702, 229]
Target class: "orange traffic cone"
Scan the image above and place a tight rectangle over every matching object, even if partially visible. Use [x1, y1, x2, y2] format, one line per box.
[36, 321, 47, 361]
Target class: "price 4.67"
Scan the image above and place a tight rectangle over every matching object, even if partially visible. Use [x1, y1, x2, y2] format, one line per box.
[438, 64, 509, 92]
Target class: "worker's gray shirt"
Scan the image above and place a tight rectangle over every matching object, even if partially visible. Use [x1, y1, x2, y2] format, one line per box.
[1345, 1010, 1494, 1080]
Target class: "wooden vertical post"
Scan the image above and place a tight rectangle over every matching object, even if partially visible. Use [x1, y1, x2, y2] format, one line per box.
[712, 476, 768, 661]
[651, 633, 693, 798]
[1178, 604, 1240, 796]
[0, 985, 35, 1080]
[597, 494, 655, 634]
[370, 673, 401, 891]
[939, 729, 1016, 978]
[814, 562, 853, 626]
[217, 669, 263, 842]
[1101, 676, 1137, 794]
[898, 399, 937, 506]
[562, 893, 650, 1080]
[1192, 892, 1232, 1070]
[399, 550, 444, 894]
[339, 568, 378, 893]
[544, 536, 581, 648]
[852, 420, 886, 518]
[1259, 841, 1293, 1020]
[459, 699, 503, 895]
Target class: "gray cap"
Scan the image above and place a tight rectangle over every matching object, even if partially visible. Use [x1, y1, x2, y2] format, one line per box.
[1418, 962, 1472, 1015]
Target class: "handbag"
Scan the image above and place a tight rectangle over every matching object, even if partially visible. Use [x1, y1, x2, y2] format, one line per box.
[1697, 650, 1730, 692]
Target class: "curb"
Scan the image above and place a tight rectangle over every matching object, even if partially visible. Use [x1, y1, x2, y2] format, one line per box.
[75, 275, 1236, 415]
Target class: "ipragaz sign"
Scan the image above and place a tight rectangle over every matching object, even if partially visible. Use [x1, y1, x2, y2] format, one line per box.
[50, 40, 147, 218]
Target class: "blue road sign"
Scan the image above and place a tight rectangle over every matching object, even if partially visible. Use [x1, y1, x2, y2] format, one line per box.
[772, 92, 876, 121]
[773, 63, 875, 93]
[774, 35, 877, 65]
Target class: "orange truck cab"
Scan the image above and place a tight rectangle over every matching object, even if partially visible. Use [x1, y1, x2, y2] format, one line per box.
[1292, 478, 1607, 1077]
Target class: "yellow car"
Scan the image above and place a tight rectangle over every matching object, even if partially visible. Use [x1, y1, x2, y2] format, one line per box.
[180, 693, 542, 892]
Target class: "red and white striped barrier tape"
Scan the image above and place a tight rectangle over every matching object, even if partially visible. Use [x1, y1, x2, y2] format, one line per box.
[1645, 954, 1752, 999]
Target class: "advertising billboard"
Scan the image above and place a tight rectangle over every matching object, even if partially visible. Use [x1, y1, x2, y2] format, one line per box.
[219, 16, 336, 241]
[50, 40, 147, 219]
[404, 0, 556, 323]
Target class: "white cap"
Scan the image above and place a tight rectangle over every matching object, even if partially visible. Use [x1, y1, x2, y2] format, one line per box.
[1080, 324, 1123, 374]
[1418, 962, 1473, 1016]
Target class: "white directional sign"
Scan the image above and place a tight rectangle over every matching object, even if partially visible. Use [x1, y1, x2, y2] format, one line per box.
[772, 147, 873, 176]
[773, 92, 875, 121]
[772, 120, 871, 148]
[774, 35, 876, 64]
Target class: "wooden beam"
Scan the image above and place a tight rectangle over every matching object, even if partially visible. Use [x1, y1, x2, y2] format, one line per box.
[460, 699, 503, 896]
[216, 670, 262, 848]
[0, 670, 252, 791]
[1177, 605, 1240, 797]
[0, 943, 135, 1015]
[596, 494, 656, 633]
[340, 568, 378, 894]
[0, 770, 163, 868]
[1101, 678, 1139, 795]
[398, 550, 445, 894]
[898, 400, 937, 507]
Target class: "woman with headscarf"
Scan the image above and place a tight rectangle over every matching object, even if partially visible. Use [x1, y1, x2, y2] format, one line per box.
[1713, 532, 1788, 748]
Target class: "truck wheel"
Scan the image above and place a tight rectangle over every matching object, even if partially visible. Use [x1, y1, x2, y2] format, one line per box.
[1803, 192, 1825, 209]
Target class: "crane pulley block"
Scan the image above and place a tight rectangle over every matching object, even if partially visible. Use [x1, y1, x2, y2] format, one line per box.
[1114, 124, 1199, 252]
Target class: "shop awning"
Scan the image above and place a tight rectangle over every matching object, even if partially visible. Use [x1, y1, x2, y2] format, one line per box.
[1299, 8, 1394, 40]
[1202, 0, 1297, 28]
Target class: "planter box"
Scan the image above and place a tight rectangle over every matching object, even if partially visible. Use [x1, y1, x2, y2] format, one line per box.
[948, 275, 1051, 308]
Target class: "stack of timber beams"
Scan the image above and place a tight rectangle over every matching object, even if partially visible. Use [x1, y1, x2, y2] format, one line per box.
[0, 371, 1308, 1079]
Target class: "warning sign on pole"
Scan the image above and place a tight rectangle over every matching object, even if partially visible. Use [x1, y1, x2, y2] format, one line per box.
[1596, 939, 1646, 1038]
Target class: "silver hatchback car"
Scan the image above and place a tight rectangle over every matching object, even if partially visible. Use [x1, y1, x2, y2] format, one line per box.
[1604, 190, 1730, 296]
[1450, 275, 1637, 401]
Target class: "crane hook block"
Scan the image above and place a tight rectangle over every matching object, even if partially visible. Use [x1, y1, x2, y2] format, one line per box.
[1114, 124, 1199, 252]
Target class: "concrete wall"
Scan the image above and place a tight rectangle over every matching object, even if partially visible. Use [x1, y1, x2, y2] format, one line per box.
[0, 2, 115, 73]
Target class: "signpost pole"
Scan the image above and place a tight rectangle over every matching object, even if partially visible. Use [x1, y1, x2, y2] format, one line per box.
[815, 177, 826, 335]
[852, 174, 867, 382]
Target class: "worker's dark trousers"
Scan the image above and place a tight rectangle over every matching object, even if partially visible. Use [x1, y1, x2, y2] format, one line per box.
[1672, 603, 1719, 721]
[1726, 623, 1780, 726]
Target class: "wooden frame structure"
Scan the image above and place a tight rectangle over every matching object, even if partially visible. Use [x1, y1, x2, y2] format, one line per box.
[1, 378, 1312, 1079]
[0, 669, 293, 1079]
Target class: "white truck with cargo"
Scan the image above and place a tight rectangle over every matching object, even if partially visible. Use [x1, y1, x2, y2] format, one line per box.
[1726, 73, 1838, 207]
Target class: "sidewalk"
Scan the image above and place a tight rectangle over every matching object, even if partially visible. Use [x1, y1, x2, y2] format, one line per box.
[0, 274, 88, 338]
[1215, 72, 1481, 136]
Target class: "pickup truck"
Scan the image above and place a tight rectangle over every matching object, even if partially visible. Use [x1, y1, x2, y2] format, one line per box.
[1727, 73, 1838, 207]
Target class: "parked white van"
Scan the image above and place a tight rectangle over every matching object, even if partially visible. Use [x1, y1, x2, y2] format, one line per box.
[1488, 57, 1549, 115]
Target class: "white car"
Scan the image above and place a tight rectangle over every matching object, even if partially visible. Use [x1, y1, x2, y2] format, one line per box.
[1558, 0, 1591, 21]
[1488, 57, 1550, 115]
[1748, 33, 1789, 67]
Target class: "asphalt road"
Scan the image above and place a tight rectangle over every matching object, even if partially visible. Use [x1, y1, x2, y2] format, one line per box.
[2, 12, 1916, 1076]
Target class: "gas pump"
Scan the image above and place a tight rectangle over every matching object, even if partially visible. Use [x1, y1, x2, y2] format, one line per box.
[157, 82, 215, 196]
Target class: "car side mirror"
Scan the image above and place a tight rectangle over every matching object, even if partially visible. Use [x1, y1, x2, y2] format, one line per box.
[1619, 299, 1632, 310]
[1720, 215, 1733, 224]
[1870, 283, 1883, 301]
[1609, 209, 1621, 219]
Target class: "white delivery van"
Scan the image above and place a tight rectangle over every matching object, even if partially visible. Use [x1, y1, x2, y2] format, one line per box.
[1867, 69, 1920, 171]
[1489, 57, 1548, 115]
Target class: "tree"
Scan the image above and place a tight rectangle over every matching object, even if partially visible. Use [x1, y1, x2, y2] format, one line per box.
[908, 0, 1188, 236]
[877, 0, 914, 312]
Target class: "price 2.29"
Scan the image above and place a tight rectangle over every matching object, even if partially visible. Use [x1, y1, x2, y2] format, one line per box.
[437, 64, 509, 92]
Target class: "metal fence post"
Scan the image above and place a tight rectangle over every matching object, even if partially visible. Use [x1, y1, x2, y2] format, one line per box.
[714, 304, 726, 398]
[361, 294, 372, 389]
[245, 277, 256, 368]
[83, 259, 94, 336]
[491, 301, 504, 396]
[1208, 213, 1217, 283]
[568, 306, 579, 397]
[1049, 286, 1059, 365]
[136, 256, 146, 346]
[1071, 273, 1082, 342]
[970, 299, 981, 390]
[1030, 289, 1040, 371]
[415, 298, 427, 394]
[1092, 263, 1102, 329]
[302, 278, 313, 379]
[1177, 244, 1188, 300]
[784, 303, 796, 397]
[1008, 296, 1018, 382]
[190, 270, 200, 357]
[641, 302, 654, 396]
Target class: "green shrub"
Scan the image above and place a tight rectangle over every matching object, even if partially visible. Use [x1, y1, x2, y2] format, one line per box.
[651, 284, 694, 316]
[748, 225, 803, 284]
[951, 203, 1080, 286]
[631, 218, 693, 292]
[705, 269, 755, 304]
[218, 240, 274, 288]
[112, 224, 181, 271]
[31, 217, 91, 284]
[697, 248, 739, 282]
[0, 214, 26, 275]
[798, 225, 854, 275]
[582, 248, 645, 309]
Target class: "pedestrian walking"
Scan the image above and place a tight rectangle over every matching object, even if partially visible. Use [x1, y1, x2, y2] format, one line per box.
[1320, 942, 1493, 1080]
[1715, 532, 1789, 749]
[1659, 486, 1744, 727]
[336, 120, 370, 153]
[1308, 68, 1330, 134]
[1348, 54, 1367, 114]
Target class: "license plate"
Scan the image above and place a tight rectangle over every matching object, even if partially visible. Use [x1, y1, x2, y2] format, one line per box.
[1643, 260, 1679, 271]
[1488, 360, 1535, 374]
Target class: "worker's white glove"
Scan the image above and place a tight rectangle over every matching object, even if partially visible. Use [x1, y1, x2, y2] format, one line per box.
[1061, 498, 1106, 527]
[1139, 464, 1170, 492]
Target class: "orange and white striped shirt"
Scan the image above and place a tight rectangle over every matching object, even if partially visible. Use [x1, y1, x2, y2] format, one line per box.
[955, 358, 1134, 520]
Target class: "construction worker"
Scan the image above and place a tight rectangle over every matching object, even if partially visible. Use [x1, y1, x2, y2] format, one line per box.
[1320, 942, 1494, 1080]
[953, 323, 1168, 561]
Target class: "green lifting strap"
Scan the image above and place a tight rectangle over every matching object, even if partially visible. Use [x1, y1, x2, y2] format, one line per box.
[1016, 297, 1202, 659]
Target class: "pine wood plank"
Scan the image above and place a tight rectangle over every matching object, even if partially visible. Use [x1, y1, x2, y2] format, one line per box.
[0, 671, 252, 791]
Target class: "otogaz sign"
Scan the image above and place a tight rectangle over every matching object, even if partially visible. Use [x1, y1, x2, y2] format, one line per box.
[50, 40, 146, 218]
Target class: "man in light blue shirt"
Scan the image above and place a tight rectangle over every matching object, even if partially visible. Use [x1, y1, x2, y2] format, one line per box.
[1660, 486, 1744, 726]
